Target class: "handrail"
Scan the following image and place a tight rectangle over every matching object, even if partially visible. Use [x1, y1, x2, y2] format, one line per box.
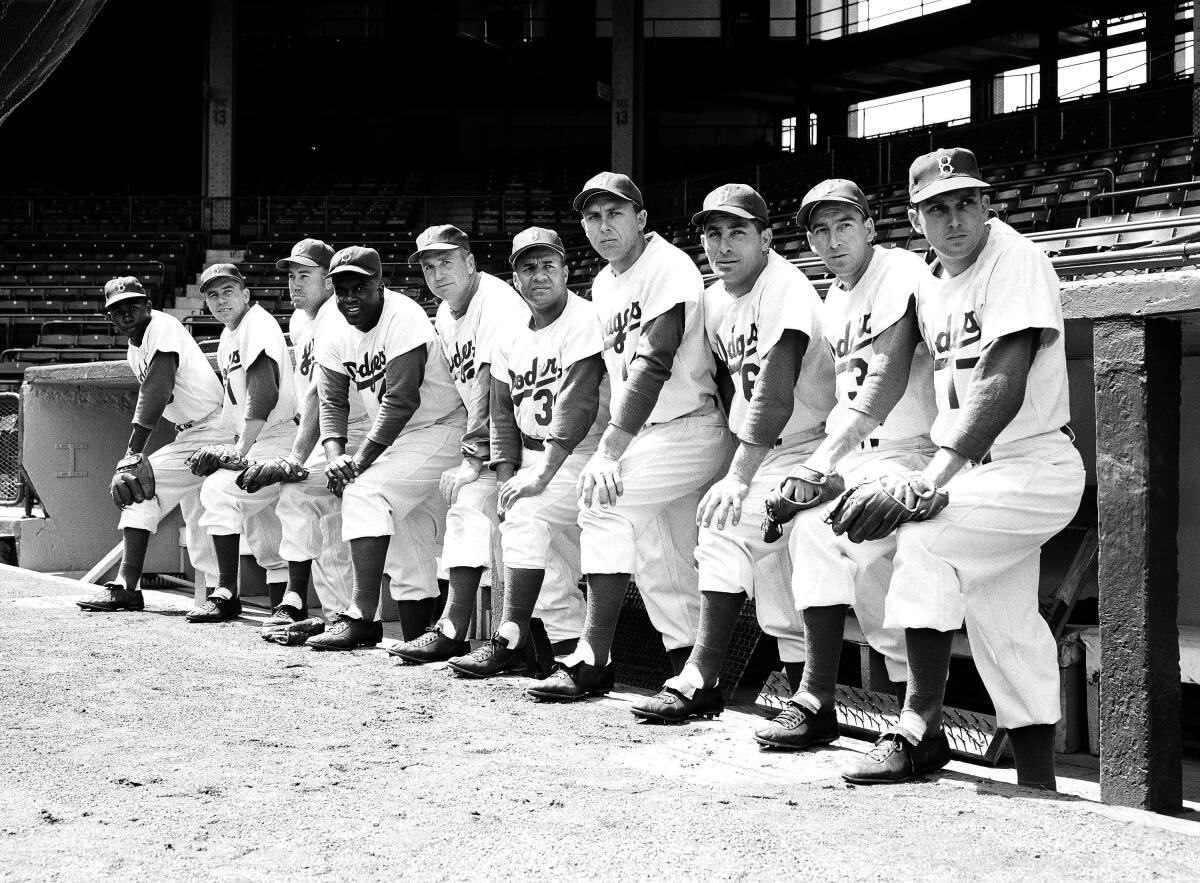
[1086, 180, 1199, 215]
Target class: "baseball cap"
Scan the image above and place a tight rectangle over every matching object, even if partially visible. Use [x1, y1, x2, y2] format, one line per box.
[276, 238, 334, 270]
[510, 227, 566, 265]
[572, 171, 644, 212]
[795, 179, 871, 229]
[408, 225, 471, 264]
[199, 263, 245, 293]
[327, 245, 383, 278]
[691, 183, 769, 228]
[909, 147, 989, 204]
[103, 276, 149, 310]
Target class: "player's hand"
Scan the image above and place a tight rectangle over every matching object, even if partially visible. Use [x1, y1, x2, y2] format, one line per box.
[498, 469, 550, 512]
[696, 476, 750, 530]
[577, 452, 623, 508]
[325, 454, 360, 497]
[441, 460, 481, 506]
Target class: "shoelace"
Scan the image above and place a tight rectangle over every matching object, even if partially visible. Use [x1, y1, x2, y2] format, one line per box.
[409, 627, 443, 647]
[773, 704, 808, 729]
[328, 615, 355, 634]
[866, 734, 905, 762]
[464, 643, 497, 663]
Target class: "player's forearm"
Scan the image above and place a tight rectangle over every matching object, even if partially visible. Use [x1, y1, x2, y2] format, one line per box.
[354, 438, 389, 470]
[546, 356, 603, 454]
[131, 351, 178, 433]
[489, 377, 521, 470]
[237, 418, 266, 456]
[126, 423, 154, 456]
[461, 362, 493, 462]
[366, 349, 425, 447]
[289, 404, 322, 463]
[941, 330, 1036, 463]
[610, 303, 684, 434]
[244, 353, 281, 423]
[739, 329, 806, 448]
[727, 441, 772, 486]
[318, 366, 351, 443]
[535, 441, 572, 484]
[805, 409, 881, 474]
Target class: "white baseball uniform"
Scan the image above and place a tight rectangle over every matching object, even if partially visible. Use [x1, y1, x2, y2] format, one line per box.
[581, 231, 729, 650]
[118, 311, 227, 588]
[317, 288, 465, 602]
[698, 250, 836, 662]
[198, 302, 299, 583]
[789, 244, 939, 681]
[887, 219, 1085, 728]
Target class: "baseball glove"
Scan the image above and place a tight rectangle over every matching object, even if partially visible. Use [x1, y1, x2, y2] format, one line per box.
[109, 452, 156, 507]
[761, 466, 845, 543]
[260, 616, 326, 646]
[236, 454, 310, 493]
[186, 444, 249, 477]
[825, 471, 949, 544]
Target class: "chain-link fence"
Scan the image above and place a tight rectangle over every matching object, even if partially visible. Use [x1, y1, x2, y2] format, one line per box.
[0, 392, 21, 505]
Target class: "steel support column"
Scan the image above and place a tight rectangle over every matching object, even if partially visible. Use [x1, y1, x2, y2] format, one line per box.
[203, 0, 235, 246]
[611, 0, 643, 180]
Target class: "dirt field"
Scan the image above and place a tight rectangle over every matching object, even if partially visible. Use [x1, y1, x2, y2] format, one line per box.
[3, 565, 1199, 881]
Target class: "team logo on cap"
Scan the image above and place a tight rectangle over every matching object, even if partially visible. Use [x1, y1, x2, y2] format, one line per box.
[716, 185, 737, 203]
[114, 280, 127, 293]
[938, 154, 955, 176]
[530, 229, 541, 240]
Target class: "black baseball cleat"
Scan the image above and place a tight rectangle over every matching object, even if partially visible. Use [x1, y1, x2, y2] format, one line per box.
[77, 583, 144, 612]
[386, 625, 469, 663]
[527, 660, 615, 702]
[305, 614, 383, 650]
[447, 635, 520, 679]
[631, 685, 723, 723]
[185, 592, 242, 623]
[841, 729, 951, 785]
[261, 603, 306, 628]
[753, 701, 839, 750]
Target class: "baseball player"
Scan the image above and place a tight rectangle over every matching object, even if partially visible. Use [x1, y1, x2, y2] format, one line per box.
[750, 179, 939, 750]
[629, 184, 836, 723]
[77, 277, 227, 613]
[445, 227, 595, 678]
[828, 148, 1084, 789]
[527, 172, 728, 702]
[185, 264, 298, 622]
[389, 225, 580, 664]
[305, 246, 466, 651]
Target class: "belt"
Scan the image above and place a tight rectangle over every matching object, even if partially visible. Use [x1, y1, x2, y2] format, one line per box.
[175, 406, 222, 434]
[859, 438, 881, 450]
[521, 433, 545, 452]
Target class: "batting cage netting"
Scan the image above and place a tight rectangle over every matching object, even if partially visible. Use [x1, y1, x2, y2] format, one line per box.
[0, 0, 107, 129]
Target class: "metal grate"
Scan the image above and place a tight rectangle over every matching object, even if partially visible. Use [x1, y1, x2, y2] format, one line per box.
[610, 582, 762, 700]
[0, 393, 21, 505]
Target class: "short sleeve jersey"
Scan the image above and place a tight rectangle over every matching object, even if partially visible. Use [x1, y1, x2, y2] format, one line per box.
[492, 293, 609, 441]
[703, 250, 836, 441]
[434, 272, 530, 408]
[589, 232, 716, 424]
[216, 303, 298, 435]
[917, 218, 1071, 448]
[290, 296, 366, 425]
[128, 311, 222, 426]
[317, 289, 463, 433]
[822, 245, 938, 442]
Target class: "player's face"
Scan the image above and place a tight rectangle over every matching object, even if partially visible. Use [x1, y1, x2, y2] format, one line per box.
[806, 204, 875, 287]
[285, 262, 332, 313]
[105, 298, 152, 339]
[205, 281, 251, 329]
[333, 274, 385, 330]
[580, 195, 647, 271]
[512, 246, 570, 322]
[910, 188, 990, 270]
[702, 214, 771, 296]
[419, 248, 477, 310]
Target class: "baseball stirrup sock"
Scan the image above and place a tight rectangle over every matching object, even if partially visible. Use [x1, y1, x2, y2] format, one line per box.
[500, 567, 545, 648]
[287, 560, 313, 599]
[118, 527, 151, 590]
[899, 627, 955, 742]
[442, 566, 484, 639]
[267, 582, 286, 608]
[396, 598, 437, 642]
[349, 535, 390, 616]
[796, 604, 848, 711]
[579, 573, 630, 666]
[687, 591, 748, 685]
[784, 661, 806, 694]
[212, 533, 241, 591]
[1008, 724, 1057, 791]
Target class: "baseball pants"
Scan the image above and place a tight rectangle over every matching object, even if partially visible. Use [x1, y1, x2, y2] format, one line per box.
[579, 403, 728, 651]
[695, 434, 826, 663]
[883, 429, 1085, 728]
[340, 420, 463, 602]
[117, 411, 227, 589]
[788, 437, 937, 681]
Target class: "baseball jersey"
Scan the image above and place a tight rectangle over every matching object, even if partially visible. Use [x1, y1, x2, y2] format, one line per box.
[491, 293, 609, 441]
[590, 232, 716, 424]
[823, 245, 938, 442]
[317, 288, 463, 433]
[290, 296, 367, 425]
[127, 311, 223, 426]
[216, 303, 299, 435]
[434, 272, 530, 408]
[918, 218, 1071, 449]
[704, 250, 835, 441]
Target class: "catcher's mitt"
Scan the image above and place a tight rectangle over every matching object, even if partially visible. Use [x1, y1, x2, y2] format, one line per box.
[110, 452, 156, 507]
[236, 454, 310, 493]
[824, 471, 949, 544]
[761, 466, 845, 543]
[260, 616, 326, 646]
[186, 444, 249, 477]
